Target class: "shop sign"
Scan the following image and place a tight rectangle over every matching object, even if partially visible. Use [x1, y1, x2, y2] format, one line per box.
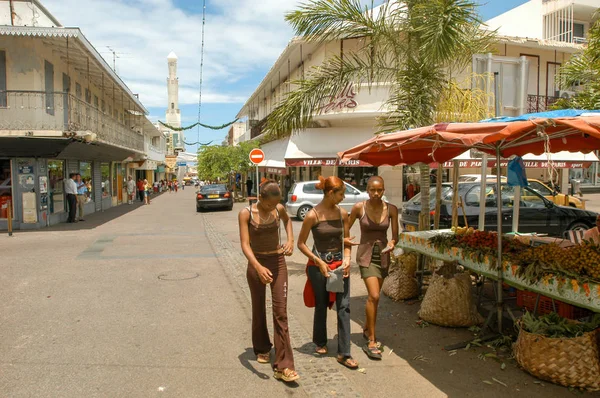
[320, 82, 358, 113]
[260, 167, 287, 175]
[165, 156, 178, 169]
[286, 158, 372, 167]
[157, 166, 165, 173]
[434, 160, 593, 169]
[18, 165, 33, 174]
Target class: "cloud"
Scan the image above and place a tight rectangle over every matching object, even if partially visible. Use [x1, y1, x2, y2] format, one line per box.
[42, 0, 298, 108]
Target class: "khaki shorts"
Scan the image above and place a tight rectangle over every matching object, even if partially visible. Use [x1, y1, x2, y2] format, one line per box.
[359, 244, 388, 279]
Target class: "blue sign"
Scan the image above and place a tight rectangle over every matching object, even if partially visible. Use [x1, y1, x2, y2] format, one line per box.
[177, 162, 187, 166]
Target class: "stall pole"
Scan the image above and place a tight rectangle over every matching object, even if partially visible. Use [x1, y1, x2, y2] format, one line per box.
[451, 161, 459, 227]
[495, 146, 504, 332]
[7, 201, 13, 237]
[478, 153, 488, 230]
[255, 164, 259, 196]
[434, 165, 442, 229]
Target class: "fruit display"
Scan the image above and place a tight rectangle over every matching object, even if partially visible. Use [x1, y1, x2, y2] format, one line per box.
[426, 230, 600, 284]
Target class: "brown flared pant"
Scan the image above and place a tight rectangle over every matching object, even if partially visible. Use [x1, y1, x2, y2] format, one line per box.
[246, 253, 295, 371]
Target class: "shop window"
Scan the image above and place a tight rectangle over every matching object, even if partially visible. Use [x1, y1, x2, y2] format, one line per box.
[94, 95, 99, 108]
[79, 161, 93, 201]
[0, 50, 6, 107]
[101, 163, 111, 198]
[48, 160, 65, 214]
[0, 159, 13, 219]
[338, 166, 378, 191]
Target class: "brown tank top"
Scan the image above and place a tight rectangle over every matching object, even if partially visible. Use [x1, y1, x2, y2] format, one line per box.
[247, 205, 280, 253]
[356, 201, 391, 268]
[311, 207, 343, 253]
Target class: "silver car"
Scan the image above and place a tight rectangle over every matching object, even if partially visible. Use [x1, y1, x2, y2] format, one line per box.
[286, 180, 371, 220]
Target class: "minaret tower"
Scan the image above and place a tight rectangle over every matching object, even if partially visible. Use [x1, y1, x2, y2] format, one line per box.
[166, 51, 181, 128]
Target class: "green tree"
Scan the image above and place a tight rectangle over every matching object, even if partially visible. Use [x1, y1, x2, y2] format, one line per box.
[552, 11, 600, 110]
[264, 0, 494, 229]
[196, 142, 259, 194]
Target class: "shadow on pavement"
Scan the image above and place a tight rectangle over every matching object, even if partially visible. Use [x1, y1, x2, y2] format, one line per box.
[238, 347, 270, 380]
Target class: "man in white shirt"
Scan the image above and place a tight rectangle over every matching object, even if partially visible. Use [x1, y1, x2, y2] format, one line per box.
[126, 176, 136, 204]
[64, 173, 78, 223]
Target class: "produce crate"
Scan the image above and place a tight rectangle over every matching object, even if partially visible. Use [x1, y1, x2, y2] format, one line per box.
[516, 289, 593, 320]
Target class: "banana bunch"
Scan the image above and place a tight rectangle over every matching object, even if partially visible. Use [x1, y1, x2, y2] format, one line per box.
[451, 226, 474, 236]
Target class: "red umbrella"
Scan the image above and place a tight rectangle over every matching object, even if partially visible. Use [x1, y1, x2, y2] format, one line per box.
[338, 116, 600, 166]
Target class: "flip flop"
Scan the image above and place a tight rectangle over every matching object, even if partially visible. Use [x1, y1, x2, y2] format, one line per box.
[337, 356, 359, 369]
[362, 331, 383, 350]
[274, 368, 300, 383]
[362, 343, 382, 360]
[315, 346, 328, 355]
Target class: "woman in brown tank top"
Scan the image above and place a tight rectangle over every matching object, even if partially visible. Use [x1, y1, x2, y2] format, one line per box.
[298, 176, 358, 370]
[347, 176, 399, 360]
[238, 180, 298, 383]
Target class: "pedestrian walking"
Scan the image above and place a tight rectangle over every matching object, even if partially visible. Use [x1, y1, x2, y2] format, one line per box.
[246, 177, 253, 197]
[137, 179, 145, 202]
[75, 173, 87, 222]
[143, 179, 150, 205]
[346, 176, 399, 360]
[238, 180, 299, 383]
[126, 176, 135, 204]
[64, 173, 78, 223]
[297, 176, 357, 369]
[174, 180, 178, 193]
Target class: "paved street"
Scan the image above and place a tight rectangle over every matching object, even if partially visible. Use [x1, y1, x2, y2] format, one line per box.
[0, 190, 594, 397]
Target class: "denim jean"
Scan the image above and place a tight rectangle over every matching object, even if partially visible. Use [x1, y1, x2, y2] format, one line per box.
[307, 265, 351, 357]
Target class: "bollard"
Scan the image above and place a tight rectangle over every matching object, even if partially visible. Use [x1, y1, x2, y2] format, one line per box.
[7, 200, 13, 237]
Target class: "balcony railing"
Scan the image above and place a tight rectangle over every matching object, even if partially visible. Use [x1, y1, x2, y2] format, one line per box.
[527, 94, 560, 113]
[0, 90, 144, 152]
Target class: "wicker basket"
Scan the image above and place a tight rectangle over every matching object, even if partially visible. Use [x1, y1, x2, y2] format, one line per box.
[382, 268, 419, 301]
[418, 272, 484, 327]
[514, 326, 600, 391]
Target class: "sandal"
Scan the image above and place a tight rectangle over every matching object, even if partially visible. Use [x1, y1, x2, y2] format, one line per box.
[337, 355, 359, 369]
[362, 342, 382, 360]
[257, 352, 270, 364]
[362, 330, 383, 350]
[274, 368, 300, 383]
[315, 346, 328, 355]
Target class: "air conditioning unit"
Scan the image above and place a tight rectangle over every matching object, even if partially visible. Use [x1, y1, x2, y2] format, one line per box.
[558, 90, 576, 99]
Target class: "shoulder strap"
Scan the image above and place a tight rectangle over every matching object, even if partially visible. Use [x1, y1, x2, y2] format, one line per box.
[276, 206, 281, 247]
[361, 201, 367, 219]
[311, 207, 320, 224]
[246, 206, 253, 223]
[339, 206, 344, 250]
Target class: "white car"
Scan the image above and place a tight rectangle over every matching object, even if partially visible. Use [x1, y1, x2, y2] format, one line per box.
[286, 180, 382, 220]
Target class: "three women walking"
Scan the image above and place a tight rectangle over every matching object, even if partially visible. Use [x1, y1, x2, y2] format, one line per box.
[238, 180, 299, 383]
[238, 175, 397, 384]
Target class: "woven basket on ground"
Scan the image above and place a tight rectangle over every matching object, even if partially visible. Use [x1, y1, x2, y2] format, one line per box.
[514, 326, 600, 391]
[392, 252, 418, 275]
[382, 268, 419, 301]
[418, 272, 484, 327]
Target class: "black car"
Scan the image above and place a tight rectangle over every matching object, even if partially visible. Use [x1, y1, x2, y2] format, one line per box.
[401, 182, 597, 238]
[196, 184, 233, 212]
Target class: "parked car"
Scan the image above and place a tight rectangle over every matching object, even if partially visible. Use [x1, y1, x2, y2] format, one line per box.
[401, 182, 597, 238]
[196, 184, 233, 212]
[286, 180, 374, 220]
[457, 175, 584, 209]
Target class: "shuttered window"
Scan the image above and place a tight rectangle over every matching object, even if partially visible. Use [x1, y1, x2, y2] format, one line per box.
[44, 60, 54, 115]
[0, 50, 6, 107]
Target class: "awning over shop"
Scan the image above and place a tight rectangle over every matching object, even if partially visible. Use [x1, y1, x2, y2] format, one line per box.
[258, 137, 289, 170]
[285, 128, 375, 167]
[435, 150, 599, 169]
[0, 137, 72, 157]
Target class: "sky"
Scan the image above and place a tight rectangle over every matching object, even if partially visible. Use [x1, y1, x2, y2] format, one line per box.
[43, 0, 529, 153]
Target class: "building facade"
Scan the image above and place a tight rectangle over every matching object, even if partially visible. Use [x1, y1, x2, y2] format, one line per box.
[236, 0, 600, 207]
[0, 0, 166, 230]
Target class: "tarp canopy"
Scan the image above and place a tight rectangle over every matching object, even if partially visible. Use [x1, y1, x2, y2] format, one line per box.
[481, 109, 600, 123]
[258, 137, 289, 169]
[338, 115, 600, 166]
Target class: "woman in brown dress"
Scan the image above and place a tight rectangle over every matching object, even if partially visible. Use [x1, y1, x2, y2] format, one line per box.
[238, 180, 299, 383]
[347, 176, 398, 360]
[298, 176, 358, 369]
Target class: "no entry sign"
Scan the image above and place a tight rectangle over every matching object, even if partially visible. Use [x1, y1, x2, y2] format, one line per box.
[249, 148, 265, 165]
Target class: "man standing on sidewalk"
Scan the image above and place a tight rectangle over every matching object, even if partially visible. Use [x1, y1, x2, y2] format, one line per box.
[126, 176, 136, 204]
[137, 179, 145, 202]
[75, 173, 87, 222]
[64, 173, 78, 223]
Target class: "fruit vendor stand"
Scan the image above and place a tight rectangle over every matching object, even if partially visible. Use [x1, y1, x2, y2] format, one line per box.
[397, 229, 600, 313]
[339, 114, 600, 330]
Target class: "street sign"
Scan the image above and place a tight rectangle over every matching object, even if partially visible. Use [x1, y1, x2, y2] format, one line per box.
[249, 148, 265, 165]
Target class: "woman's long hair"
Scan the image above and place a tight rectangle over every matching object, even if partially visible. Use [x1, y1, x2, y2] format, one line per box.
[315, 176, 345, 194]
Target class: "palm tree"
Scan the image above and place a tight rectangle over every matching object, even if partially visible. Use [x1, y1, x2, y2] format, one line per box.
[264, 0, 494, 229]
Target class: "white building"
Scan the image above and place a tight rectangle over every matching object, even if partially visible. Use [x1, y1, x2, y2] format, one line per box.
[160, 51, 185, 156]
[227, 121, 246, 146]
[236, 1, 600, 208]
[0, 0, 166, 229]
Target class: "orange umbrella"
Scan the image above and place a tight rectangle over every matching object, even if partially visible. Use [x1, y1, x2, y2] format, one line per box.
[338, 116, 600, 166]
